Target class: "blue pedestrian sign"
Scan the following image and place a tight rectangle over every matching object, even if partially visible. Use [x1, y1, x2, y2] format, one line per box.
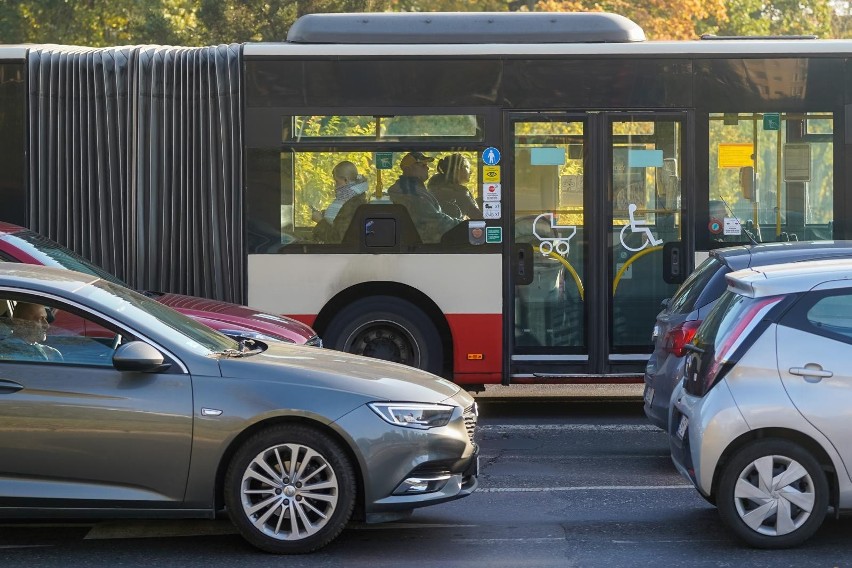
[482, 147, 501, 166]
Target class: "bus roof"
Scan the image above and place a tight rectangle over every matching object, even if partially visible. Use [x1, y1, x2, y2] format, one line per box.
[245, 38, 852, 58]
[286, 12, 645, 44]
[0, 46, 28, 60]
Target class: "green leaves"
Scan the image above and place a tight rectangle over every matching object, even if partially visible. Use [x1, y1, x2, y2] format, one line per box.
[0, 0, 844, 45]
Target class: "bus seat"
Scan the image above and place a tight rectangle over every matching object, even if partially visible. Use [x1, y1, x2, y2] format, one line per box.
[342, 203, 422, 249]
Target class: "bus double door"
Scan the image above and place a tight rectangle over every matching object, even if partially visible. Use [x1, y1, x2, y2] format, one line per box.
[510, 111, 688, 380]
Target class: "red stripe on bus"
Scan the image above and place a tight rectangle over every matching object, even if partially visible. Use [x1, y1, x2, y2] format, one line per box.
[287, 314, 317, 327]
[287, 312, 503, 384]
[446, 313, 502, 381]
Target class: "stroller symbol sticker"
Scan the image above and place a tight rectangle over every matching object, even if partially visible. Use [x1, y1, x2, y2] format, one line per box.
[533, 213, 577, 256]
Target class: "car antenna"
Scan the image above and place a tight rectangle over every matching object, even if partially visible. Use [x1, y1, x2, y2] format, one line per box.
[719, 197, 759, 246]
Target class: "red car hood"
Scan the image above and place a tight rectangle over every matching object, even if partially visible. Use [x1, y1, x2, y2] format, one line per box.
[146, 292, 316, 344]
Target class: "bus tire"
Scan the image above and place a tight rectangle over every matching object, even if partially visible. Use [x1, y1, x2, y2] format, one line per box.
[324, 296, 444, 376]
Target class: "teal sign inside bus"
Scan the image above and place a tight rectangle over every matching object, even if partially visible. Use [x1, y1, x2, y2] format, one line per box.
[375, 152, 394, 169]
[763, 113, 781, 131]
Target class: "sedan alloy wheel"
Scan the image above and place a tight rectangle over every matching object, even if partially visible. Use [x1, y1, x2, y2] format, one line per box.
[225, 425, 356, 554]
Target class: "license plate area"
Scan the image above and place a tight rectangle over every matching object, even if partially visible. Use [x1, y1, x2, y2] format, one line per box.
[643, 386, 655, 405]
[677, 415, 689, 439]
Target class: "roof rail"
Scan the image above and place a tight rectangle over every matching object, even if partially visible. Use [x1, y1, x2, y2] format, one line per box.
[287, 12, 645, 44]
[700, 34, 818, 41]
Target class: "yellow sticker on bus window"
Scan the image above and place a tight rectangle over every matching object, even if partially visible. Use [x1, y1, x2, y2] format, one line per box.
[718, 144, 755, 168]
[483, 166, 500, 183]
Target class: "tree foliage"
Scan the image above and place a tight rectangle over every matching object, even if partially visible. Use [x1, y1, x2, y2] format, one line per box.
[703, 0, 833, 38]
[0, 0, 844, 45]
[534, 0, 726, 39]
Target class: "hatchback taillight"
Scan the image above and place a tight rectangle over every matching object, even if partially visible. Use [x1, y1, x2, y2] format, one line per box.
[665, 320, 702, 357]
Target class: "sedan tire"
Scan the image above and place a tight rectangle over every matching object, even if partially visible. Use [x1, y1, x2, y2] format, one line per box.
[717, 439, 828, 549]
[224, 425, 357, 554]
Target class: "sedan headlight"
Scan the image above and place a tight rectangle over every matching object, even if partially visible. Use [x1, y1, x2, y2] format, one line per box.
[368, 403, 456, 429]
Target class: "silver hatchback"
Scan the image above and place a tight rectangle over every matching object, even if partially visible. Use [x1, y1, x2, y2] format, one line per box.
[671, 258, 852, 548]
[0, 265, 478, 554]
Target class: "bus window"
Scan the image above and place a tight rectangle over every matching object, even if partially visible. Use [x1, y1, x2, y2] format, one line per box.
[707, 112, 834, 246]
[274, 148, 481, 247]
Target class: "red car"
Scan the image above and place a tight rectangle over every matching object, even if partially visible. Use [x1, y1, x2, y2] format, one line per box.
[0, 222, 321, 346]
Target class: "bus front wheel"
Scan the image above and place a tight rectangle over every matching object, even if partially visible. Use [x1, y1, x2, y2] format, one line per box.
[324, 296, 444, 376]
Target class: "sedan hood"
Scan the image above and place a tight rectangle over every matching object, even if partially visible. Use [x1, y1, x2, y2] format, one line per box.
[217, 342, 461, 403]
[150, 292, 316, 343]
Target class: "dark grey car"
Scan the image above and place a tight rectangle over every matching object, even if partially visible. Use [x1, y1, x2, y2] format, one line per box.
[0, 265, 478, 554]
[643, 241, 852, 430]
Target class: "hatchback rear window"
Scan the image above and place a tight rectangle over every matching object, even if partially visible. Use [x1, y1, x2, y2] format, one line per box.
[668, 257, 728, 315]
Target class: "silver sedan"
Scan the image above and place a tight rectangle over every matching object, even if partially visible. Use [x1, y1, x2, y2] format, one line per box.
[0, 264, 478, 553]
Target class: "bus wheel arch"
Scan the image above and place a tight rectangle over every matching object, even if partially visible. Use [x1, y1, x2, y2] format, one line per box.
[314, 283, 453, 379]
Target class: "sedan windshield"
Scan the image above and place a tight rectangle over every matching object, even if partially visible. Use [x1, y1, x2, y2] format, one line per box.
[79, 278, 241, 355]
[4, 230, 128, 287]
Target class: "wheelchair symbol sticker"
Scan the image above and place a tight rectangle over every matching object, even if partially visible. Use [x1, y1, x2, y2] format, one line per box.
[619, 203, 663, 252]
[533, 212, 577, 256]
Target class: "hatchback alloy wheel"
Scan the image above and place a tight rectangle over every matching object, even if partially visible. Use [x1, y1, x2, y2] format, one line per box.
[718, 439, 828, 549]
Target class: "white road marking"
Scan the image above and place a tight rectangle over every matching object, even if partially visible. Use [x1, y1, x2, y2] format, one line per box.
[452, 537, 565, 543]
[478, 424, 660, 432]
[479, 485, 692, 492]
[351, 522, 477, 530]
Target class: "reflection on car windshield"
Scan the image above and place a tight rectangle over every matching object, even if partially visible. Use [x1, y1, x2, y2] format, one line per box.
[82, 279, 240, 355]
[8, 231, 128, 287]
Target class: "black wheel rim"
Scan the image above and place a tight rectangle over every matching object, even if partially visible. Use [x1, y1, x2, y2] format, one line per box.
[344, 320, 421, 367]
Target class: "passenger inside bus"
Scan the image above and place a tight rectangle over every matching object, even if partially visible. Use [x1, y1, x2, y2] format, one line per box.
[427, 153, 481, 220]
[311, 161, 369, 243]
[387, 152, 460, 243]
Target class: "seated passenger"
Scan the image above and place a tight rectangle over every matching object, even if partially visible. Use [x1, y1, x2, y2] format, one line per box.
[387, 152, 460, 243]
[311, 161, 369, 243]
[427, 154, 481, 220]
[0, 302, 63, 362]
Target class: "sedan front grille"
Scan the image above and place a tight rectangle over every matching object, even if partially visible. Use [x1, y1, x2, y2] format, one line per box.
[463, 403, 478, 443]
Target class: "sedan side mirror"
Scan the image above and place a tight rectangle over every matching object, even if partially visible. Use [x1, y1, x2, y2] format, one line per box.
[113, 341, 171, 373]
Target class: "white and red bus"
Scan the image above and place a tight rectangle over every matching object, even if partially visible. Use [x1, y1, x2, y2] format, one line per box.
[0, 12, 844, 385]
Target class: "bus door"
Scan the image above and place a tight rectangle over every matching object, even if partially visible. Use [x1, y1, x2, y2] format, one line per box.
[509, 112, 688, 381]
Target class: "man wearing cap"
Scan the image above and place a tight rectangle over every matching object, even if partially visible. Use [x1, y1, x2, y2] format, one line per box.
[388, 152, 460, 243]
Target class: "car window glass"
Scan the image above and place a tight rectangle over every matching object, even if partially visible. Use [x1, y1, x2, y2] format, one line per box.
[668, 257, 725, 314]
[699, 291, 744, 352]
[0, 296, 127, 367]
[4, 230, 128, 286]
[806, 294, 852, 339]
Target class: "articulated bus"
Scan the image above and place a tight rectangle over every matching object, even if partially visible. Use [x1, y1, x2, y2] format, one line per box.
[0, 12, 848, 386]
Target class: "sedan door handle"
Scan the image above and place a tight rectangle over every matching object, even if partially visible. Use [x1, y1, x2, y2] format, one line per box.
[0, 379, 24, 394]
[789, 366, 833, 379]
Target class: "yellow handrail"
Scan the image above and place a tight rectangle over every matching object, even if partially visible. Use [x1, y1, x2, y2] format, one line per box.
[612, 245, 663, 295]
[533, 246, 585, 301]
